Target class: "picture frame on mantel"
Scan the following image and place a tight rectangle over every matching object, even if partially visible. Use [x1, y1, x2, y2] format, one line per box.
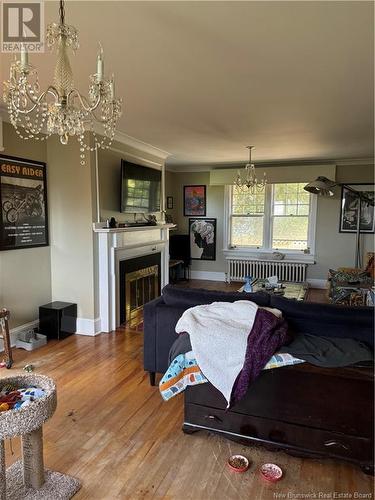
[184, 185, 206, 216]
[339, 183, 375, 233]
[0, 154, 49, 250]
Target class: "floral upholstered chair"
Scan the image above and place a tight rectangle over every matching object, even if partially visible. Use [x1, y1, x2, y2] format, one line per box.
[327, 253, 374, 306]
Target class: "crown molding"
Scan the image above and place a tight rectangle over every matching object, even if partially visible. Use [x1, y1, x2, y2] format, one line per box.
[166, 156, 374, 173]
[111, 129, 170, 161]
[166, 164, 213, 173]
[334, 157, 374, 166]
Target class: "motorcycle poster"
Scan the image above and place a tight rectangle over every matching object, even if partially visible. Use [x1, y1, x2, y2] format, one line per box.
[0, 155, 48, 250]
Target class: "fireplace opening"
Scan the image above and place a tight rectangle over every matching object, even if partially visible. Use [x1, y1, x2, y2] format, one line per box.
[119, 253, 161, 328]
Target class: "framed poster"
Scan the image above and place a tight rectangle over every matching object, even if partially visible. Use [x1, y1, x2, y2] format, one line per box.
[184, 185, 206, 216]
[0, 154, 49, 250]
[189, 218, 216, 261]
[339, 184, 375, 233]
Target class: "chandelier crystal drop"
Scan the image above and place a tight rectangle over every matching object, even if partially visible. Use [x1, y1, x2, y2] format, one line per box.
[3, 0, 122, 165]
[234, 146, 267, 194]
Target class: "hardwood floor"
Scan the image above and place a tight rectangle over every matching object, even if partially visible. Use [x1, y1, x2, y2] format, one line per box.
[1, 283, 372, 499]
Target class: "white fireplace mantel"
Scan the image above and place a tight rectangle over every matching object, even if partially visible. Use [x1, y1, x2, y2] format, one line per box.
[93, 223, 176, 332]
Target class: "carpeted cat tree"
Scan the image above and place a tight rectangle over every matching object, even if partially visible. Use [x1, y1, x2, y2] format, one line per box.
[0, 374, 81, 500]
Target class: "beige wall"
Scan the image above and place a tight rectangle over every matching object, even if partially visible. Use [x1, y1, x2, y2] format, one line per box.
[165, 171, 226, 273]
[47, 137, 96, 320]
[0, 123, 51, 328]
[166, 164, 375, 280]
[311, 164, 374, 278]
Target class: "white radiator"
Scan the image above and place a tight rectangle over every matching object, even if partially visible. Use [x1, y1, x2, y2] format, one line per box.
[227, 258, 307, 283]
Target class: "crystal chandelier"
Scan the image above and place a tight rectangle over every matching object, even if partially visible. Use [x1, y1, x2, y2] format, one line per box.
[3, 0, 122, 165]
[234, 146, 267, 193]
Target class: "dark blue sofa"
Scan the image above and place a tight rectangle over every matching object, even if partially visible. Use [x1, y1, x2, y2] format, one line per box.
[143, 284, 374, 385]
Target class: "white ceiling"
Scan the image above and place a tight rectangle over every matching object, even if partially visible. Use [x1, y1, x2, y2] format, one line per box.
[1, 1, 374, 168]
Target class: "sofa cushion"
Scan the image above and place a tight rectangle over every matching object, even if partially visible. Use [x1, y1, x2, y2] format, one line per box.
[162, 284, 271, 308]
[270, 295, 374, 347]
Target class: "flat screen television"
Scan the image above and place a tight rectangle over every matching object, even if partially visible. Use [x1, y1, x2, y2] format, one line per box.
[121, 160, 161, 213]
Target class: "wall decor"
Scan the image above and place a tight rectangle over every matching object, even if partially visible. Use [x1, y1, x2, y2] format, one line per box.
[184, 185, 206, 216]
[339, 184, 375, 233]
[189, 218, 216, 261]
[167, 196, 174, 209]
[0, 155, 48, 250]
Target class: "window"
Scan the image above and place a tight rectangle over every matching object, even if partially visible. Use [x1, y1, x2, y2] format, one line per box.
[271, 183, 311, 250]
[228, 183, 316, 255]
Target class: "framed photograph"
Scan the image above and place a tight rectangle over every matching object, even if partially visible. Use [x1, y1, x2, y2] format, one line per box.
[339, 184, 375, 233]
[0, 154, 49, 250]
[184, 185, 206, 216]
[189, 218, 216, 261]
[166, 196, 173, 209]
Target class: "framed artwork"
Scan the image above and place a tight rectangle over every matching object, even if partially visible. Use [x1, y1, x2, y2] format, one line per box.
[184, 185, 206, 216]
[0, 154, 49, 250]
[339, 184, 375, 233]
[189, 218, 216, 261]
[166, 196, 173, 209]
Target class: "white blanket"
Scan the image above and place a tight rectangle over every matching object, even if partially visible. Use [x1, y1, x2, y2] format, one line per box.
[175, 300, 259, 406]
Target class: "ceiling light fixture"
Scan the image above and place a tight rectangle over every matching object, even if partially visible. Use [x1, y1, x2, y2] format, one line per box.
[3, 0, 122, 164]
[303, 176, 336, 197]
[234, 146, 267, 193]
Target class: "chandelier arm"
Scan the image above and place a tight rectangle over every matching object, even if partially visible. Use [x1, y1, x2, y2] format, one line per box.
[10, 86, 59, 114]
[68, 88, 119, 124]
[24, 85, 58, 105]
[67, 88, 101, 113]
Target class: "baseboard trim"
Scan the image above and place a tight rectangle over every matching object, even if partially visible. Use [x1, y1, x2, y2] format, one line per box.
[0, 319, 39, 352]
[190, 270, 226, 282]
[0, 316, 104, 350]
[75, 317, 102, 336]
[307, 279, 327, 289]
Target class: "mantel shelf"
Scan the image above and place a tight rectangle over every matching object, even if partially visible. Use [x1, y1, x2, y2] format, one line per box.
[93, 223, 176, 233]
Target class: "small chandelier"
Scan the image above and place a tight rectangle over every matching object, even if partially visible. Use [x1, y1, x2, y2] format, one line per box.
[234, 146, 267, 193]
[3, 0, 122, 165]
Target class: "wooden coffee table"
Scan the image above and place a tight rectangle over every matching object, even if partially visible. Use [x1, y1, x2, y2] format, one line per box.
[239, 280, 309, 301]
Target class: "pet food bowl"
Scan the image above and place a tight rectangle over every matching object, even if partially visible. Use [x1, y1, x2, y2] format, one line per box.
[227, 454, 249, 473]
[260, 463, 283, 482]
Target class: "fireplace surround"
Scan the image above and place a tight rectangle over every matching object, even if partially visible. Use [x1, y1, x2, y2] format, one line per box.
[93, 223, 174, 333]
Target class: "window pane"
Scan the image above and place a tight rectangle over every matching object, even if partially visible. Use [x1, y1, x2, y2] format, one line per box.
[231, 217, 264, 247]
[232, 186, 265, 215]
[298, 204, 310, 215]
[272, 216, 309, 249]
[273, 183, 310, 215]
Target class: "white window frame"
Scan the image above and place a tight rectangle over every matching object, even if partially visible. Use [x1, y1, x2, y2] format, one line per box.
[223, 184, 317, 263]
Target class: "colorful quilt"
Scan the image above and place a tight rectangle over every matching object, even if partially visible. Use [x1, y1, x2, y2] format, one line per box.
[159, 351, 207, 401]
[160, 351, 303, 401]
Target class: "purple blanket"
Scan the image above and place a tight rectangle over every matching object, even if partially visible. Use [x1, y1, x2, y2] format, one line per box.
[230, 308, 290, 406]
